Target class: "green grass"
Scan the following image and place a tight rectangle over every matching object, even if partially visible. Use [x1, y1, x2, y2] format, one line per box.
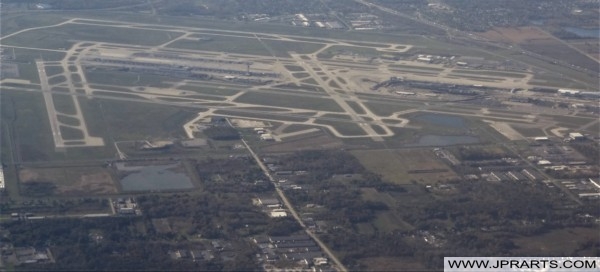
[45, 66, 64, 77]
[513, 227, 600, 256]
[300, 78, 319, 85]
[261, 39, 325, 58]
[328, 81, 341, 89]
[213, 110, 309, 123]
[84, 70, 173, 88]
[57, 114, 81, 126]
[52, 94, 77, 115]
[344, 41, 392, 48]
[178, 84, 241, 96]
[314, 119, 366, 136]
[373, 211, 414, 232]
[2, 23, 183, 49]
[447, 74, 502, 82]
[544, 114, 597, 128]
[47, 75, 67, 85]
[451, 69, 527, 78]
[88, 84, 132, 93]
[96, 99, 197, 140]
[16, 63, 41, 83]
[2, 90, 59, 162]
[71, 73, 82, 83]
[292, 72, 311, 79]
[510, 125, 545, 137]
[0, 13, 69, 36]
[390, 64, 445, 72]
[60, 126, 84, 140]
[284, 65, 305, 72]
[363, 101, 415, 117]
[281, 124, 317, 133]
[346, 101, 366, 114]
[167, 36, 271, 56]
[234, 92, 343, 112]
[317, 45, 382, 59]
[352, 149, 457, 184]
[320, 113, 352, 120]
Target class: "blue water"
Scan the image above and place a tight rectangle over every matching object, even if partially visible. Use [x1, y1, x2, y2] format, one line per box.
[563, 27, 600, 38]
[410, 135, 480, 147]
[414, 114, 466, 129]
[120, 164, 194, 191]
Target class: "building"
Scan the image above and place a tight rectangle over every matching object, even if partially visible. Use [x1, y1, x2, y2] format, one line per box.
[270, 209, 288, 218]
[569, 132, 585, 141]
[260, 134, 274, 141]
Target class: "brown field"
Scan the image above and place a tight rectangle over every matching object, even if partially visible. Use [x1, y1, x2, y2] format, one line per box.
[19, 167, 117, 195]
[260, 133, 342, 153]
[152, 218, 172, 234]
[478, 26, 553, 43]
[478, 27, 599, 72]
[513, 227, 599, 256]
[568, 39, 600, 60]
[520, 39, 599, 72]
[352, 149, 459, 184]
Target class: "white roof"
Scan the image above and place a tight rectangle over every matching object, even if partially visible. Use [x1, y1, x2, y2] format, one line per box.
[270, 211, 287, 218]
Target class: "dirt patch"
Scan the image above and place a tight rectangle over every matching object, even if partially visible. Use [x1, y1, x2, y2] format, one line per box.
[478, 26, 553, 43]
[19, 167, 117, 196]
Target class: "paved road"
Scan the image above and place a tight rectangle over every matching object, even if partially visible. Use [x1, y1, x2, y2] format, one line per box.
[35, 60, 63, 148]
[239, 137, 348, 272]
[291, 54, 385, 141]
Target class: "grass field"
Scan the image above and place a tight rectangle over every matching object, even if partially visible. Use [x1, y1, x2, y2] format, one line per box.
[45, 66, 64, 77]
[314, 119, 366, 136]
[390, 64, 445, 72]
[234, 92, 343, 112]
[292, 72, 311, 79]
[513, 227, 599, 256]
[284, 65, 305, 72]
[362, 101, 415, 117]
[544, 114, 597, 129]
[346, 101, 366, 114]
[281, 124, 318, 133]
[85, 70, 173, 88]
[0, 13, 69, 36]
[167, 36, 271, 56]
[57, 114, 81, 126]
[214, 110, 309, 123]
[95, 99, 196, 140]
[52, 94, 77, 115]
[317, 45, 382, 59]
[2, 23, 182, 49]
[451, 69, 527, 78]
[511, 125, 546, 137]
[19, 166, 118, 196]
[352, 149, 458, 184]
[59, 126, 85, 140]
[261, 39, 325, 58]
